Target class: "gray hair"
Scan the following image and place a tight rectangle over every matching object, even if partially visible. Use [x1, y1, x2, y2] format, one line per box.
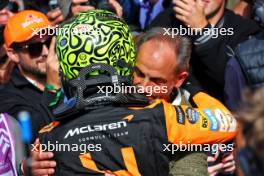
[136, 27, 192, 74]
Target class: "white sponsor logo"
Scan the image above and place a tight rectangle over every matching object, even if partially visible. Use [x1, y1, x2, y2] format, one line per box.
[22, 15, 44, 28]
[224, 112, 237, 132]
[64, 121, 127, 139]
[214, 109, 229, 132]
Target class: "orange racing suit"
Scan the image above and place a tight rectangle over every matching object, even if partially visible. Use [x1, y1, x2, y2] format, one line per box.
[39, 92, 237, 176]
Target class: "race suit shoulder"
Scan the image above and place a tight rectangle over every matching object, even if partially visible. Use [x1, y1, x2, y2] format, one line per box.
[162, 92, 237, 145]
[39, 95, 237, 176]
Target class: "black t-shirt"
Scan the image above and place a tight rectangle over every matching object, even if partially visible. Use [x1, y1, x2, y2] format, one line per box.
[0, 67, 54, 141]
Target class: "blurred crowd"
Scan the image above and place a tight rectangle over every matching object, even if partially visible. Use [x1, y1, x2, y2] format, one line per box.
[0, 0, 264, 176]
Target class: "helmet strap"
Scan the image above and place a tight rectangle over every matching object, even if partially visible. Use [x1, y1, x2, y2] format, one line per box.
[68, 63, 131, 110]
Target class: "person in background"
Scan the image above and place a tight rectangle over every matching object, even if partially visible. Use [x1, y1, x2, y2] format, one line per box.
[233, 0, 253, 18]
[25, 0, 123, 23]
[119, 0, 141, 30]
[0, 10, 54, 141]
[237, 88, 264, 176]
[139, 0, 164, 29]
[0, 3, 26, 176]
[0, 0, 23, 85]
[24, 0, 64, 26]
[70, 0, 123, 17]
[139, 0, 172, 30]
[149, 0, 261, 102]
[0, 113, 26, 175]
[224, 0, 264, 112]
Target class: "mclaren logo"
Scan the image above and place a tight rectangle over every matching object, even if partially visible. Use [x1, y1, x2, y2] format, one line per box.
[64, 121, 127, 139]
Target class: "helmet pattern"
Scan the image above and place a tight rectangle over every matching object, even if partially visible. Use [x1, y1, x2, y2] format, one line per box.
[56, 10, 136, 80]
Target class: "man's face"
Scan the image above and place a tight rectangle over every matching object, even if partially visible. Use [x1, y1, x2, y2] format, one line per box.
[133, 40, 184, 101]
[202, 0, 224, 18]
[14, 36, 50, 78]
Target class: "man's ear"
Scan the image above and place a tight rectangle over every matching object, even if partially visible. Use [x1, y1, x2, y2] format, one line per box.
[175, 71, 189, 88]
[4, 45, 19, 64]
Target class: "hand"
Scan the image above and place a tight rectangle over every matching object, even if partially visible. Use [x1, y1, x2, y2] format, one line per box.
[46, 37, 61, 90]
[31, 139, 56, 176]
[207, 152, 224, 176]
[0, 8, 14, 25]
[222, 153, 236, 173]
[108, 0, 123, 17]
[47, 8, 64, 26]
[71, 0, 95, 16]
[173, 0, 208, 29]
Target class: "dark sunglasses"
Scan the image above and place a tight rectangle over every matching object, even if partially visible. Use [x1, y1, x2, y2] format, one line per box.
[12, 37, 52, 57]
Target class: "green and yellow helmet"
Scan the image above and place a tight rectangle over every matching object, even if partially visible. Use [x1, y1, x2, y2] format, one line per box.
[56, 10, 136, 80]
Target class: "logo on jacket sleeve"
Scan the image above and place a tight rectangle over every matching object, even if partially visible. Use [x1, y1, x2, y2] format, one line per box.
[203, 109, 218, 131]
[200, 116, 209, 130]
[175, 106, 185, 125]
[214, 109, 228, 132]
[185, 107, 199, 124]
[39, 121, 60, 133]
[122, 115, 134, 122]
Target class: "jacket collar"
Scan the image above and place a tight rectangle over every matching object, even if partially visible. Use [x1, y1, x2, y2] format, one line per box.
[10, 67, 31, 87]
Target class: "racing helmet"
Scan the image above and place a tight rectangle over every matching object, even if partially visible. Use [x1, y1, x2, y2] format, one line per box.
[56, 9, 136, 80]
[56, 10, 136, 107]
